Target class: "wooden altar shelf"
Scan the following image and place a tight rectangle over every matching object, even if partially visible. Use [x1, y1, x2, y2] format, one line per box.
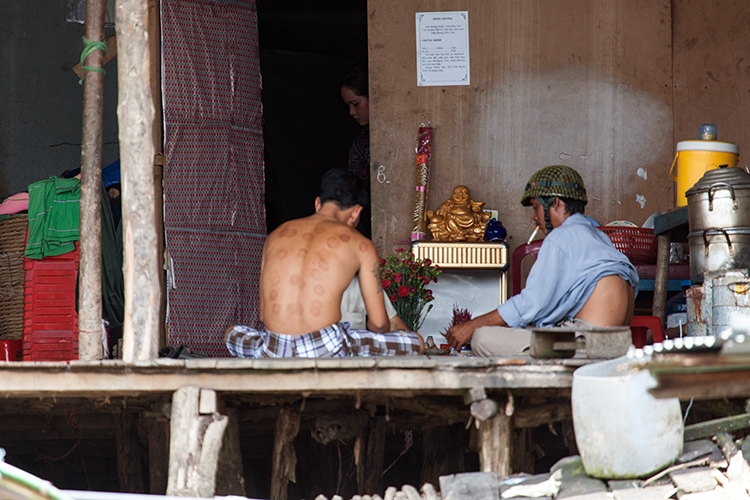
[412, 241, 510, 302]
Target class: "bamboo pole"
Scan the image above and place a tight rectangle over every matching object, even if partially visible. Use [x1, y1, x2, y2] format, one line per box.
[78, 0, 107, 361]
[147, 0, 167, 349]
[116, 0, 160, 361]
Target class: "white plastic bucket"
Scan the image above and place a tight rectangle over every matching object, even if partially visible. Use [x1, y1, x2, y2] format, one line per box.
[571, 357, 683, 478]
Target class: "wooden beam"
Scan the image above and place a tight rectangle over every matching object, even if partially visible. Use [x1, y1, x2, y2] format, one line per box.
[166, 386, 228, 497]
[513, 402, 571, 428]
[72, 34, 118, 80]
[0, 358, 578, 397]
[116, 0, 161, 361]
[271, 406, 301, 500]
[684, 413, 750, 442]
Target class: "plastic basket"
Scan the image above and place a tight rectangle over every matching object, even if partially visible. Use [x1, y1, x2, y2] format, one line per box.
[599, 226, 657, 264]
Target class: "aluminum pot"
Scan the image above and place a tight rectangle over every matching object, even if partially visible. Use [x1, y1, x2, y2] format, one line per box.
[686, 165, 750, 232]
[689, 227, 750, 283]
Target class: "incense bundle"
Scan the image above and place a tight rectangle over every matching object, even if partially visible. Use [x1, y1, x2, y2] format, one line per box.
[411, 124, 433, 241]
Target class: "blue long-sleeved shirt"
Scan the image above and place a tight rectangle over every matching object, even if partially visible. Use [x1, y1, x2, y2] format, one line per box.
[498, 213, 639, 328]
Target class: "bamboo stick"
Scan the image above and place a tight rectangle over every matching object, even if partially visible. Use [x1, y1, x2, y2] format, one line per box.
[78, 0, 107, 360]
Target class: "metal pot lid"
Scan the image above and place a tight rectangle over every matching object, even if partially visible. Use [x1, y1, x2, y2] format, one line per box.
[686, 165, 750, 196]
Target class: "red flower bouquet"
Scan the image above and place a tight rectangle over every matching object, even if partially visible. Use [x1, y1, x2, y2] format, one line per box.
[380, 247, 441, 332]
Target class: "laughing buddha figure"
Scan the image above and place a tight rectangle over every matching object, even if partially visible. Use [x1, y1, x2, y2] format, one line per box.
[427, 185, 491, 242]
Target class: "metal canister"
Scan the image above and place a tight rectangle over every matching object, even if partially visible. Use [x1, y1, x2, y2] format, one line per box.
[711, 269, 750, 336]
[685, 285, 710, 337]
[688, 227, 750, 283]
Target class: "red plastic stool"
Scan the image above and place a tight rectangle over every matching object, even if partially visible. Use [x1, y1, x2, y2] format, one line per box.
[630, 316, 665, 348]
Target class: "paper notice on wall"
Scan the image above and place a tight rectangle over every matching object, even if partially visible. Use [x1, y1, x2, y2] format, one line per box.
[416, 11, 470, 87]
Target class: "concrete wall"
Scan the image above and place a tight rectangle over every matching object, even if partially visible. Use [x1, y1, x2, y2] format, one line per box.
[0, 0, 119, 200]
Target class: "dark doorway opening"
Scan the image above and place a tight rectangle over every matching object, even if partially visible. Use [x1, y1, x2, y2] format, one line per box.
[257, 0, 368, 232]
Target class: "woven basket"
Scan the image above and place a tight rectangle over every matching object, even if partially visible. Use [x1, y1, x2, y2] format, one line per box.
[0, 215, 27, 339]
[599, 226, 657, 264]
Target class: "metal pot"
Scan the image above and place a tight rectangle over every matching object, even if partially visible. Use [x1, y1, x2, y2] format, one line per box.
[688, 227, 750, 283]
[686, 165, 750, 232]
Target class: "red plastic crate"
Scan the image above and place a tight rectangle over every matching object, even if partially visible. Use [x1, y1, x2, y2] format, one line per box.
[22, 245, 79, 361]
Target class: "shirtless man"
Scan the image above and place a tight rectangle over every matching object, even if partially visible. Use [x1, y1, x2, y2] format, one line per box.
[225, 168, 424, 358]
[445, 165, 638, 356]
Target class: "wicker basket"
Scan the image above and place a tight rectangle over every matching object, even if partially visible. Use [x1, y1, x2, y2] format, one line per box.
[0, 214, 28, 340]
[599, 226, 657, 264]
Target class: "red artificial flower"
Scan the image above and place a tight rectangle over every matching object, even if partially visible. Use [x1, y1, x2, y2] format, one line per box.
[393, 273, 402, 283]
[424, 258, 432, 266]
[397, 285, 409, 298]
[380, 258, 387, 266]
[422, 276, 430, 285]
[382, 279, 391, 289]
[389, 294, 397, 302]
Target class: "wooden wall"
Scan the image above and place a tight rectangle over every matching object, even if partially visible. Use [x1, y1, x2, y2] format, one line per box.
[672, 0, 750, 151]
[369, 0, 750, 256]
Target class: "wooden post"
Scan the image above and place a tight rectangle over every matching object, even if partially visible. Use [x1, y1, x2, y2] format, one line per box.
[477, 406, 511, 479]
[115, 0, 161, 361]
[215, 407, 246, 496]
[271, 406, 301, 500]
[653, 231, 672, 323]
[146, 411, 170, 494]
[421, 426, 450, 488]
[116, 411, 147, 493]
[78, 0, 107, 360]
[357, 417, 387, 495]
[167, 386, 229, 497]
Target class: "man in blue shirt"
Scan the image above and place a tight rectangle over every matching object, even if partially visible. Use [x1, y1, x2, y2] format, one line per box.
[445, 165, 639, 356]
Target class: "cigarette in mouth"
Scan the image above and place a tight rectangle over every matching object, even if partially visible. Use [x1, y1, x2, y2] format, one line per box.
[527, 226, 539, 245]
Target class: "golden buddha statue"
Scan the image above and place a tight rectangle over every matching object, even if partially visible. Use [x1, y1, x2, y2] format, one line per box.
[427, 185, 491, 242]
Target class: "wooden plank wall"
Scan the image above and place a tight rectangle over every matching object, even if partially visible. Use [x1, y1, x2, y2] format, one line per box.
[672, 0, 750, 154]
[369, 0, 678, 255]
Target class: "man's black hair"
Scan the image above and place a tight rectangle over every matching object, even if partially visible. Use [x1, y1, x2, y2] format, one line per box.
[319, 168, 369, 209]
[560, 197, 586, 215]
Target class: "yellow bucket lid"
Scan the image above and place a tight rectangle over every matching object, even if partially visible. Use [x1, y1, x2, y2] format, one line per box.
[676, 140, 739, 154]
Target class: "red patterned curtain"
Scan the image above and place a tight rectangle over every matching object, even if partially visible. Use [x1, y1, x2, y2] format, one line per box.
[161, 0, 265, 356]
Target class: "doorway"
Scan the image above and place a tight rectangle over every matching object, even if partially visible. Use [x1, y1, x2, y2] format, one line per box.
[257, 0, 368, 231]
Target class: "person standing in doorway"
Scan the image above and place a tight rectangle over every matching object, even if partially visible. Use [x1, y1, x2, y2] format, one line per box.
[340, 60, 371, 237]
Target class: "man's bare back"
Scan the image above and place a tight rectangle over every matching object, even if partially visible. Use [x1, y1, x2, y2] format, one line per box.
[260, 211, 389, 335]
[576, 275, 634, 327]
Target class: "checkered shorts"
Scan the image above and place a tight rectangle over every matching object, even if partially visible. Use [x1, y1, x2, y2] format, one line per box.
[225, 322, 422, 358]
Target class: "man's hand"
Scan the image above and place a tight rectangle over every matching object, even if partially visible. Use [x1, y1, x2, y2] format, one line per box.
[445, 310, 506, 350]
[445, 319, 476, 350]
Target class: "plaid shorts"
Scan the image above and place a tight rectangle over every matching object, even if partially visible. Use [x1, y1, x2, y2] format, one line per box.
[225, 322, 422, 358]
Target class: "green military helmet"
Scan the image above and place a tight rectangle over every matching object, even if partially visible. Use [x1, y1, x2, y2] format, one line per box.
[520, 165, 588, 206]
